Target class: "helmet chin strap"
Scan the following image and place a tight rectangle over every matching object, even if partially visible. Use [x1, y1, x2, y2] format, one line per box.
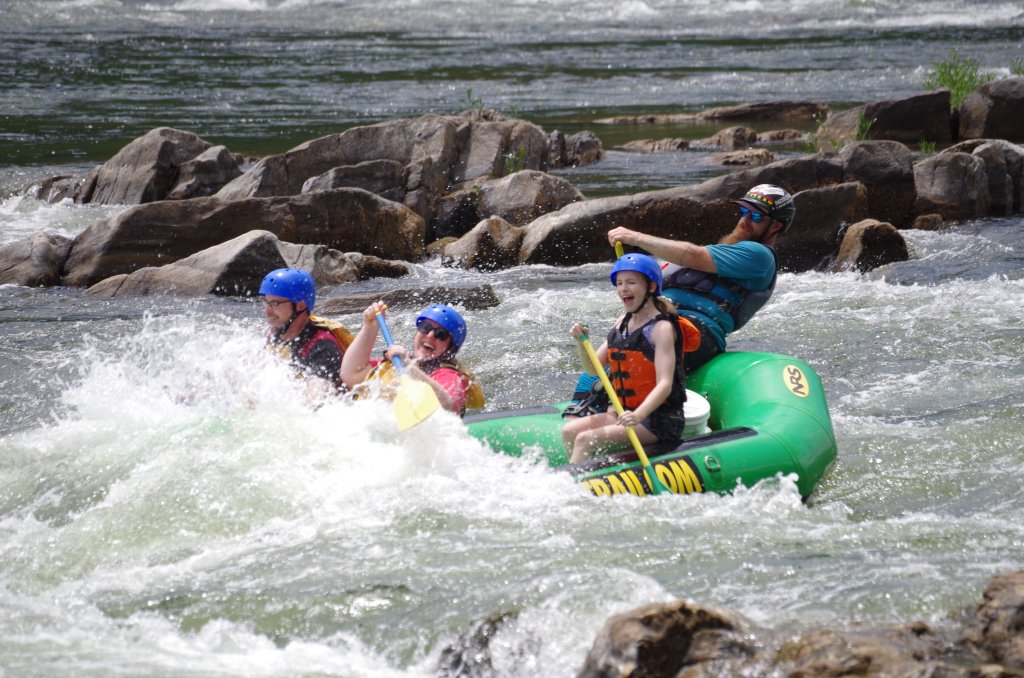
[275, 304, 309, 340]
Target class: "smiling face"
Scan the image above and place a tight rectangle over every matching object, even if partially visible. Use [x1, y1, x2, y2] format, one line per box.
[413, 319, 454, 361]
[614, 270, 654, 313]
[263, 295, 296, 331]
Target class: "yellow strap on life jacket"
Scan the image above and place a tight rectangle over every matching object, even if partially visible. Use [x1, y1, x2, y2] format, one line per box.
[350, 360, 399, 401]
[309, 315, 355, 351]
[358, 358, 485, 409]
[440, 358, 486, 409]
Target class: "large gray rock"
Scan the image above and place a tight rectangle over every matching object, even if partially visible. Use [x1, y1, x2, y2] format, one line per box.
[817, 90, 953, 148]
[429, 169, 584, 242]
[317, 284, 500, 315]
[165, 145, 242, 200]
[62, 188, 425, 288]
[547, 130, 606, 168]
[84, 230, 408, 300]
[572, 570, 1024, 677]
[85, 127, 213, 205]
[301, 159, 406, 202]
[944, 139, 1024, 214]
[216, 114, 549, 241]
[0, 232, 72, 287]
[961, 570, 1024, 668]
[577, 600, 742, 678]
[442, 216, 525, 271]
[478, 170, 584, 227]
[519, 191, 721, 267]
[85, 230, 289, 299]
[914, 152, 992, 221]
[959, 77, 1024, 142]
[837, 141, 917, 227]
[789, 181, 871, 272]
[519, 154, 861, 272]
[430, 187, 483, 241]
[217, 115, 461, 200]
[831, 219, 909, 273]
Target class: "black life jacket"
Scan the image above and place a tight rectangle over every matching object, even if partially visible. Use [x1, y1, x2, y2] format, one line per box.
[663, 247, 778, 332]
[606, 313, 687, 413]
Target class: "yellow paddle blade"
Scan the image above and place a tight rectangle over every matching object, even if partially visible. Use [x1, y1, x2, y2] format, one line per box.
[393, 375, 441, 431]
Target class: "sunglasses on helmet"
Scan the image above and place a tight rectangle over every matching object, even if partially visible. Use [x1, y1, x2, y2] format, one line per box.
[416, 319, 451, 341]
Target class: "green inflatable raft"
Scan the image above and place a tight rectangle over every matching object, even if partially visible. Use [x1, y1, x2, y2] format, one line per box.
[464, 351, 837, 498]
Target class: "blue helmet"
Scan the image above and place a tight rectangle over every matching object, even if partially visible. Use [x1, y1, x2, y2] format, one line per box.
[610, 253, 662, 295]
[259, 268, 316, 312]
[416, 304, 467, 352]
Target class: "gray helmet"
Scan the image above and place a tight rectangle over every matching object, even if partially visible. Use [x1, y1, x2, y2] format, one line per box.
[732, 184, 796, 232]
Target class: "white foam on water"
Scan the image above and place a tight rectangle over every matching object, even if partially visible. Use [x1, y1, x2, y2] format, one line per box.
[0, 195, 125, 248]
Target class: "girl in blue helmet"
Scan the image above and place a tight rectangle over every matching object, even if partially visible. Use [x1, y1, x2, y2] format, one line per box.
[341, 301, 484, 416]
[562, 253, 696, 464]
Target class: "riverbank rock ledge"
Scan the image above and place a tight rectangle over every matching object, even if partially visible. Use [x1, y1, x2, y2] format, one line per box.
[84, 230, 409, 300]
[61, 188, 424, 288]
[566, 570, 1024, 677]
[9, 82, 1024, 292]
[87, 127, 241, 205]
[959, 77, 1024, 142]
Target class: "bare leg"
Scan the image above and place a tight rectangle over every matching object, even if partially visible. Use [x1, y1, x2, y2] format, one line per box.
[562, 412, 616, 460]
[569, 422, 658, 464]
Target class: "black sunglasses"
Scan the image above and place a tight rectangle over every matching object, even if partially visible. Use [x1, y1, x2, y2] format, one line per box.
[416, 320, 451, 341]
[739, 206, 767, 223]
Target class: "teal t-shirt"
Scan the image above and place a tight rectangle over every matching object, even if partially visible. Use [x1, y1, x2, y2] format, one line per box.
[663, 241, 777, 349]
[706, 241, 776, 289]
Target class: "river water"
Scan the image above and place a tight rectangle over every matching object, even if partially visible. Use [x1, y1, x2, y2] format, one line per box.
[2, 1, 1024, 676]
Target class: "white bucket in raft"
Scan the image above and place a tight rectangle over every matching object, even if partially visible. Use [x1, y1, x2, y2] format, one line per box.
[683, 390, 711, 437]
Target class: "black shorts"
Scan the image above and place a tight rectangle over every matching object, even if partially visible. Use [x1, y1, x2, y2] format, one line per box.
[642, 406, 685, 443]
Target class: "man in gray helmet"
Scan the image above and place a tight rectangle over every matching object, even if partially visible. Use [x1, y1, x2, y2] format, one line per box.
[607, 183, 796, 372]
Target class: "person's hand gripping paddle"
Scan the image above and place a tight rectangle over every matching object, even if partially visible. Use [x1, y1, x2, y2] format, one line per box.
[375, 308, 441, 431]
[578, 327, 672, 495]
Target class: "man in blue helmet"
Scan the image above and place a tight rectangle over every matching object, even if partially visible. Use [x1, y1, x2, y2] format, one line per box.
[259, 268, 352, 390]
[341, 301, 484, 416]
[607, 183, 795, 371]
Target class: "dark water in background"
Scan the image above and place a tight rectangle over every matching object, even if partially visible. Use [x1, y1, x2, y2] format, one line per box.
[2, 1, 1024, 676]
[3, 0, 1023, 170]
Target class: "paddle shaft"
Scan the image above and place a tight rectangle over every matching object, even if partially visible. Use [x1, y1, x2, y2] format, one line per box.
[579, 333, 670, 494]
[375, 312, 406, 371]
[374, 310, 441, 430]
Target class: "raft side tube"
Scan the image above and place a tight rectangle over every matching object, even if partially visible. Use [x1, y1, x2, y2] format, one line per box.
[464, 405, 567, 465]
[686, 352, 837, 498]
[569, 428, 759, 496]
